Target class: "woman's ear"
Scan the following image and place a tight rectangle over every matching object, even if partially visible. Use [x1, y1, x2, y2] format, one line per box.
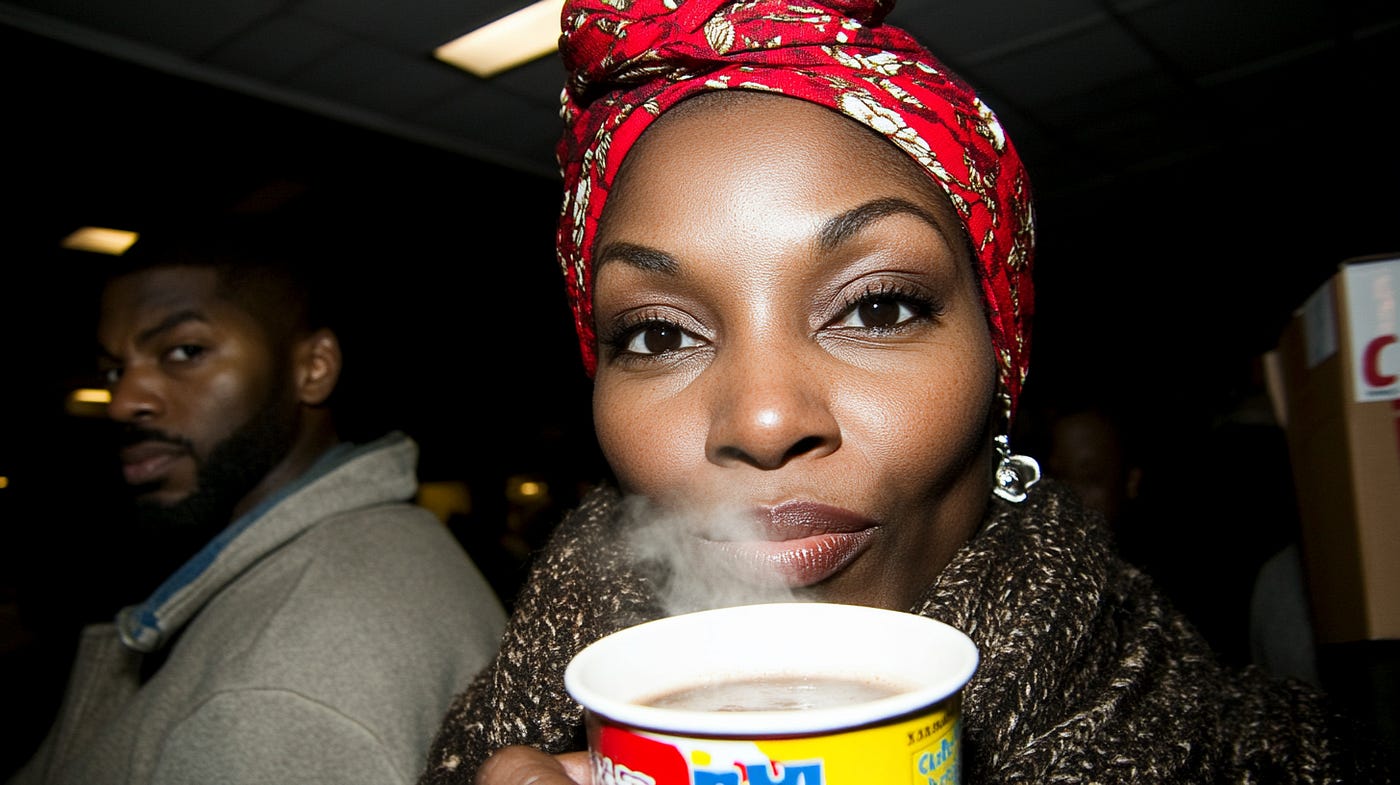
[294, 328, 342, 406]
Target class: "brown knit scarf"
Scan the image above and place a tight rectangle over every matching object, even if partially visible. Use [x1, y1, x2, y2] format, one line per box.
[419, 481, 1390, 784]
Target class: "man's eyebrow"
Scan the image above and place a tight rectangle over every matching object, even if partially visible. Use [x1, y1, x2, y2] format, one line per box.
[817, 197, 948, 251]
[592, 241, 680, 275]
[96, 309, 208, 366]
[136, 309, 209, 345]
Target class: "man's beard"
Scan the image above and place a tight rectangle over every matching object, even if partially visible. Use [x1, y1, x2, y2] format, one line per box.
[120, 385, 299, 543]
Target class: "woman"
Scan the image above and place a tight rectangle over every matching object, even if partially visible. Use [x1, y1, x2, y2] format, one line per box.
[419, 0, 1387, 782]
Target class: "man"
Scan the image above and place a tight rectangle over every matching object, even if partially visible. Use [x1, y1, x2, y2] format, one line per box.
[1043, 405, 1142, 533]
[10, 216, 507, 785]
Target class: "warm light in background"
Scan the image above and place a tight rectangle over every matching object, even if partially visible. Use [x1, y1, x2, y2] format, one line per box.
[66, 388, 111, 417]
[418, 481, 473, 524]
[69, 388, 112, 404]
[434, 0, 565, 78]
[506, 475, 550, 505]
[0, 476, 9, 490]
[61, 226, 140, 255]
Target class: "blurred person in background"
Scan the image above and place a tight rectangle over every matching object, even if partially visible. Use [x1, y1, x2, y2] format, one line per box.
[8, 215, 506, 785]
[1038, 398, 1143, 536]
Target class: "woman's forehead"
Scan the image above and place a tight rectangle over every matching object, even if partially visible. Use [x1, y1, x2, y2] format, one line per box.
[590, 96, 981, 321]
[605, 92, 963, 236]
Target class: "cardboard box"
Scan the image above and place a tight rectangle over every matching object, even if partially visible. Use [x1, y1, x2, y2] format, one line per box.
[1265, 254, 1400, 644]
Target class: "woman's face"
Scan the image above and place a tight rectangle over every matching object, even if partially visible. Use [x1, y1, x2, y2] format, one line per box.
[590, 93, 997, 611]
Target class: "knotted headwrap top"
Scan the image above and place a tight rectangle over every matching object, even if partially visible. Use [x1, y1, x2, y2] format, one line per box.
[556, 0, 1036, 421]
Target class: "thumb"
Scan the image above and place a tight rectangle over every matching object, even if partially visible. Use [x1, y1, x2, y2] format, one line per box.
[475, 747, 593, 785]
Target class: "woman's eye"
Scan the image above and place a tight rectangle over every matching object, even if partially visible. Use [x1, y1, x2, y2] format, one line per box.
[835, 296, 924, 330]
[621, 322, 699, 356]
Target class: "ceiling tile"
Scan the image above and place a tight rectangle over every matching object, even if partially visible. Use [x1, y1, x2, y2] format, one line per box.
[411, 84, 562, 177]
[294, 0, 488, 51]
[887, 0, 1102, 64]
[208, 14, 351, 82]
[1124, 0, 1335, 78]
[972, 19, 1157, 109]
[6, 0, 284, 56]
[285, 40, 466, 117]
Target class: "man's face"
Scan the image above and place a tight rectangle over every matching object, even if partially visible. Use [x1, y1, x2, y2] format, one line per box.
[97, 266, 299, 527]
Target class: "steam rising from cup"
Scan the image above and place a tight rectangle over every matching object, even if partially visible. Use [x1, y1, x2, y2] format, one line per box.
[617, 494, 809, 616]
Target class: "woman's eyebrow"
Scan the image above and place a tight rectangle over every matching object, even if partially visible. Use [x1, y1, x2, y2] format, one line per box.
[593, 241, 680, 275]
[817, 197, 947, 251]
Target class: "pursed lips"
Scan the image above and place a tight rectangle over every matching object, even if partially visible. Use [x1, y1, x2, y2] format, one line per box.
[694, 500, 878, 588]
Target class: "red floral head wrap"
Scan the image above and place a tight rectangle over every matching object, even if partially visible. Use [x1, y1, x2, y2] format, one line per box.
[556, 0, 1035, 421]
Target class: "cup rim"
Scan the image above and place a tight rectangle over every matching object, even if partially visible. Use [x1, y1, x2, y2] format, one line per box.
[564, 602, 978, 736]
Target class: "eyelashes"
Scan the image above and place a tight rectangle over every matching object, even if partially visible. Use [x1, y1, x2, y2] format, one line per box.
[831, 280, 944, 333]
[604, 317, 700, 357]
[598, 279, 945, 364]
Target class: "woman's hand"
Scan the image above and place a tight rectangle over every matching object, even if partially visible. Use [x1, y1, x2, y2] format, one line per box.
[475, 747, 592, 785]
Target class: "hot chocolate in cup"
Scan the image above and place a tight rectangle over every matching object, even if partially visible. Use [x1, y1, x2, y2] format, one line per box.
[564, 602, 979, 785]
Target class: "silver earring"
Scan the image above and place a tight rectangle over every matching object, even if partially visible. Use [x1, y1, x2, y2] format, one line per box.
[992, 433, 1041, 503]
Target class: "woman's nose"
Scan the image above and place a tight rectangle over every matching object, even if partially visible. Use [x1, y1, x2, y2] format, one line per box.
[704, 341, 841, 470]
[106, 367, 163, 424]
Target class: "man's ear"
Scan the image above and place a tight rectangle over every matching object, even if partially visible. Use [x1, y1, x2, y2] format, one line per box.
[294, 328, 342, 406]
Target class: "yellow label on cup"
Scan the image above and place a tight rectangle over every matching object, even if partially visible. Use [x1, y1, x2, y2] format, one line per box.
[588, 694, 962, 785]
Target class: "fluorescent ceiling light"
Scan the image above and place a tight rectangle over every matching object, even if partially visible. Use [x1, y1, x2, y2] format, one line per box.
[62, 226, 139, 255]
[435, 0, 565, 78]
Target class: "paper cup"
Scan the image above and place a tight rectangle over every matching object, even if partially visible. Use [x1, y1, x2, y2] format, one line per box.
[564, 602, 979, 785]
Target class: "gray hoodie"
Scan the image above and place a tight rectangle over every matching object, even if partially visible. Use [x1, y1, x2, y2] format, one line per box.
[12, 432, 506, 785]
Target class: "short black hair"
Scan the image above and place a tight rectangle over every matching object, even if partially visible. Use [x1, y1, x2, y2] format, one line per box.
[105, 213, 388, 438]
[107, 212, 334, 341]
